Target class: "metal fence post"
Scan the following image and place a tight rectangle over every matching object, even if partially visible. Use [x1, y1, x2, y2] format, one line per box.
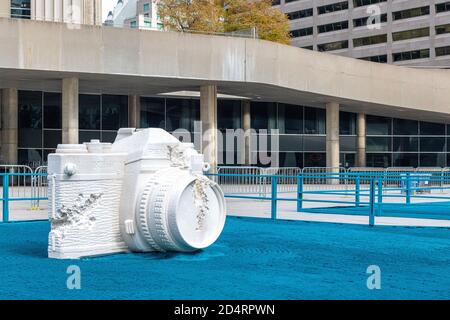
[369, 179, 375, 227]
[406, 172, 411, 205]
[271, 175, 277, 220]
[377, 178, 383, 217]
[355, 176, 360, 207]
[297, 175, 303, 212]
[2, 174, 9, 223]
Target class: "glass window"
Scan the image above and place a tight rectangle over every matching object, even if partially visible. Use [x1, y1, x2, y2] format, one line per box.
[317, 40, 349, 52]
[143, 3, 150, 12]
[101, 95, 128, 131]
[290, 27, 313, 38]
[341, 153, 356, 168]
[18, 91, 42, 149]
[318, 21, 348, 34]
[393, 49, 430, 62]
[393, 153, 418, 167]
[392, 28, 429, 41]
[43, 92, 61, 129]
[359, 55, 388, 63]
[140, 97, 166, 129]
[436, 2, 450, 13]
[304, 153, 326, 167]
[353, 14, 387, 27]
[166, 98, 200, 132]
[340, 112, 356, 135]
[250, 102, 277, 131]
[278, 104, 303, 134]
[420, 137, 446, 152]
[393, 119, 418, 135]
[366, 153, 391, 167]
[353, 34, 387, 47]
[318, 1, 348, 15]
[79, 130, 101, 143]
[367, 137, 391, 152]
[420, 121, 445, 135]
[101, 131, 119, 143]
[43, 130, 62, 149]
[340, 137, 356, 152]
[353, 0, 387, 8]
[287, 8, 313, 20]
[420, 153, 446, 167]
[436, 24, 450, 35]
[218, 100, 241, 131]
[303, 136, 326, 151]
[393, 137, 418, 152]
[18, 149, 42, 166]
[367, 115, 391, 135]
[279, 152, 303, 168]
[436, 46, 450, 57]
[392, 6, 429, 21]
[279, 135, 302, 152]
[79, 94, 101, 130]
[11, 0, 31, 19]
[304, 107, 325, 134]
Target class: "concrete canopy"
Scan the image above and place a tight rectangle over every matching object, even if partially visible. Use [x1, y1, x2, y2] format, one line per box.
[1, 18, 450, 123]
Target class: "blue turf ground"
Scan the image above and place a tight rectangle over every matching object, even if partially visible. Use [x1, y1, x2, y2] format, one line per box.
[0, 217, 449, 300]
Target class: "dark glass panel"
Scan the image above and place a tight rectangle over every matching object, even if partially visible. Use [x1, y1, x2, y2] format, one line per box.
[218, 100, 241, 131]
[18, 149, 42, 167]
[304, 153, 326, 167]
[79, 130, 101, 143]
[18, 91, 42, 148]
[250, 102, 277, 130]
[279, 135, 302, 152]
[420, 153, 446, 167]
[393, 153, 418, 167]
[140, 97, 166, 129]
[278, 104, 302, 134]
[420, 137, 446, 152]
[166, 98, 200, 132]
[101, 131, 118, 143]
[366, 115, 391, 135]
[304, 107, 325, 134]
[340, 112, 356, 135]
[393, 137, 418, 152]
[366, 153, 391, 167]
[393, 118, 418, 135]
[79, 94, 101, 130]
[340, 136, 356, 152]
[420, 121, 445, 135]
[43, 92, 61, 129]
[341, 153, 356, 168]
[279, 152, 303, 167]
[366, 137, 391, 152]
[303, 136, 326, 151]
[101, 95, 128, 130]
[43, 130, 62, 149]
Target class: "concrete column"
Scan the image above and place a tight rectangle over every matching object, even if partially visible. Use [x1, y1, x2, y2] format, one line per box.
[128, 95, 141, 128]
[62, 77, 79, 144]
[82, 0, 94, 25]
[200, 85, 218, 171]
[326, 102, 340, 170]
[0, 2, 10, 18]
[356, 113, 366, 167]
[1, 89, 18, 165]
[241, 100, 251, 165]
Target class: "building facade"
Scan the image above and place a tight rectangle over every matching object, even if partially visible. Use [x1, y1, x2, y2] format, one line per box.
[1, 0, 102, 24]
[2, 13, 450, 170]
[107, 0, 160, 29]
[276, 0, 450, 67]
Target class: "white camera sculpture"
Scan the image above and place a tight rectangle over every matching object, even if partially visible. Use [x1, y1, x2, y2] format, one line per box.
[47, 128, 226, 259]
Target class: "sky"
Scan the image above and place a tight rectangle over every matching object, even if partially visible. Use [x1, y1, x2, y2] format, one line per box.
[102, 0, 118, 21]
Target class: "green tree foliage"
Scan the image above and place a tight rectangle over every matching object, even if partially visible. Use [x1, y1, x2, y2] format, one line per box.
[157, 0, 291, 44]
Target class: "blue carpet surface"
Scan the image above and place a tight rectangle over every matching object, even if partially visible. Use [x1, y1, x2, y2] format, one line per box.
[0, 218, 449, 300]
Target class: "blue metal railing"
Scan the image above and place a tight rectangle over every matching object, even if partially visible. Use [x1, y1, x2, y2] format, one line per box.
[208, 171, 450, 226]
[1, 173, 48, 223]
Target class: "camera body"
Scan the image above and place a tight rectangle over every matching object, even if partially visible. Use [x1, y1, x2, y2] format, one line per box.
[48, 128, 226, 259]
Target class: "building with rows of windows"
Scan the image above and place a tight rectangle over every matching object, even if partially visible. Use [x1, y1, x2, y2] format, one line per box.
[1, 0, 450, 170]
[276, 0, 450, 67]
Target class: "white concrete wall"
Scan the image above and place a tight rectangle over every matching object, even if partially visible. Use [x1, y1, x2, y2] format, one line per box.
[0, 18, 450, 122]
